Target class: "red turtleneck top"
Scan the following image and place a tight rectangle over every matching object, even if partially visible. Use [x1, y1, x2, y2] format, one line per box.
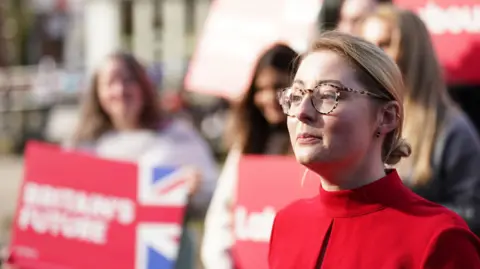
[268, 170, 480, 269]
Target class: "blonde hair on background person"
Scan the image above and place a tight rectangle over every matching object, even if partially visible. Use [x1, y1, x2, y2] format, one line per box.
[359, 5, 453, 186]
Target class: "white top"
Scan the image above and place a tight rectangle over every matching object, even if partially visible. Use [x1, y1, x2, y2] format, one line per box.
[201, 148, 242, 269]
[68, 118, 219, 217]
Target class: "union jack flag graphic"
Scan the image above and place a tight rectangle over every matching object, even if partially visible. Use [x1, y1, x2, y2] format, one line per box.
[135, 163, 190, 269]
[9, 142, 192, 269]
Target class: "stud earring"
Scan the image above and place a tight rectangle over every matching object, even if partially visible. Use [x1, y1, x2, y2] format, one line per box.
[376, 131, 381, 138]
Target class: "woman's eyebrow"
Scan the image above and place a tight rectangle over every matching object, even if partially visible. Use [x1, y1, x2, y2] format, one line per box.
[292, 79, 305, 86]
[315, 79, 344, 86]
[293, 79, 346, 88]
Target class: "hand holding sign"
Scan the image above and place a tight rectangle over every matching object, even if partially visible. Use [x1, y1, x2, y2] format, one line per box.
[183, 166, 202, 197]
[1, 247, 16, 269]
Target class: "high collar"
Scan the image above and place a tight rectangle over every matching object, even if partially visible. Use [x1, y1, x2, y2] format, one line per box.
[317, 170, 410, 218]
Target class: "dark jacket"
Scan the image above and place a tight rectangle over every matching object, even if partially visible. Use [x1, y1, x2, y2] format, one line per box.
[406, 108, 480, 234]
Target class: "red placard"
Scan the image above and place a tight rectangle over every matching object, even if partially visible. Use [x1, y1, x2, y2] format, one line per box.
[8, 141, 189, 269]
[395, 0, 480, 84]
[184, 0, 321, 99]
[186, 0, 480, 100]
[233, 155, 320, 269]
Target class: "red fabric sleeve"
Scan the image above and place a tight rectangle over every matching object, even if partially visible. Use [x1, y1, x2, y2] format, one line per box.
[422, 227, 480, 269]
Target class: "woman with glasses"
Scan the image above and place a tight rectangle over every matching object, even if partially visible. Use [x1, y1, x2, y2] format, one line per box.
[358, 5, 480, 235]
[269, 31, 480, 269]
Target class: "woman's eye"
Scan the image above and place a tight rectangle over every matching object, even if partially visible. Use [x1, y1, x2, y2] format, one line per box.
[291, 93, 303, 103]
[319, 91, 337, 100]
[378, 40, 392, 50]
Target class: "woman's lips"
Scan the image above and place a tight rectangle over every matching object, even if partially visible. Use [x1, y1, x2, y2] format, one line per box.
[296, 133, 322, 144]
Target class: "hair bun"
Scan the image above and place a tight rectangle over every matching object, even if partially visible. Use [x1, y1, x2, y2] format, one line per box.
[384, 139, 412, 165]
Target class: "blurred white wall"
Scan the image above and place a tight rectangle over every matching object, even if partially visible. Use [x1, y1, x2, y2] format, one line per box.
[82, 0, 211, 86]
[84, 0, 121, 75]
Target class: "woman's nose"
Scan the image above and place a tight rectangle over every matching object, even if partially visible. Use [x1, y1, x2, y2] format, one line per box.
[257, 88, 280, 108]
[296, 95, 317, 123]
[111, 81, 128, 96]
[266, 89, 279, 105]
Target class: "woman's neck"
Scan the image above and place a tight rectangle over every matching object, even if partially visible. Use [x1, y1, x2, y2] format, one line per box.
[313, 155, 387, 192]
[320, 167, 386, 191]
[112, 118, 139, 131]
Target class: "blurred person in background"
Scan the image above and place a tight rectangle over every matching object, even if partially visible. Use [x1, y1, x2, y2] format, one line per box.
[201, 44, 298, 269]
[359, 5, 480, 234]
[270, 30, 480, 269]
[68, 52, 218, 269]
[316, 0, 392, 34]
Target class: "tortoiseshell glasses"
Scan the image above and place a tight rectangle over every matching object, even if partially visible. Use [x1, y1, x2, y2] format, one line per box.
[277, 82, 388, 116]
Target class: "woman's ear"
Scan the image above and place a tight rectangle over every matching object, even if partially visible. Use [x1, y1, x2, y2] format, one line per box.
[377, 101, 400, 134]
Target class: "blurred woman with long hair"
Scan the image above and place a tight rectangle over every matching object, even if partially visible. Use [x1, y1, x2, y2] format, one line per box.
[359, 5, 480, 234]
[201, 44, 298, 269]
[70, 52, 218, 269]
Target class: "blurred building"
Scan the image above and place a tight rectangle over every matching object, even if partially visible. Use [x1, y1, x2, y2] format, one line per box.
[83, 0, 212, 88]
[0, 0, 213, 153]
[0, 0, 211, 85]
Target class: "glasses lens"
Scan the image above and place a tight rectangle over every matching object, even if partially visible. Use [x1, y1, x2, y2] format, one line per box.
[312, 84, 338, 114]
[278, 89, 291, 115]
[279, 85, 339, 115]
[283, 88, 306, 115]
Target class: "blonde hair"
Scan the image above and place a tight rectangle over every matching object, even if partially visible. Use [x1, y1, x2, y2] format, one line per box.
[308, 31, 411, 165]
[363, 5, 453, 185]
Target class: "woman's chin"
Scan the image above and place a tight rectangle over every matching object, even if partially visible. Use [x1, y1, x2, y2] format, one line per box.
[294, 150, 320, 165]
[294, 145, 331, 166]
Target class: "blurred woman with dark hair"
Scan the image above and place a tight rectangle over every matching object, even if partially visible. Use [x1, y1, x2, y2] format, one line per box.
[201, 44, 298, 269]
